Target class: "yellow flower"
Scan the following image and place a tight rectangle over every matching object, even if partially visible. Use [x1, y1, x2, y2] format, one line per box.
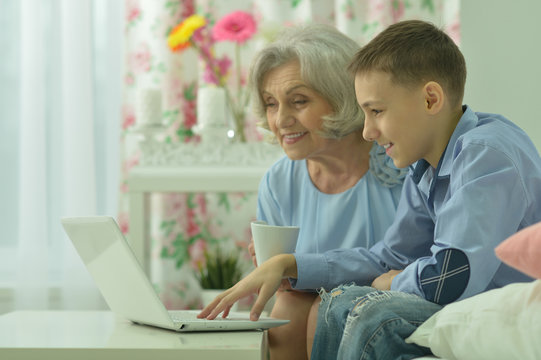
[167, 14, 206, 51]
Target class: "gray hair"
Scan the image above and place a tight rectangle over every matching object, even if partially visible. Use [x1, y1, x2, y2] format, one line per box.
[249, 24, 364, 139]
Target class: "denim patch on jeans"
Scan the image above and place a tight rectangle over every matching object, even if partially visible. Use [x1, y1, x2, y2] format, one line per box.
[311, 285, 442, 360]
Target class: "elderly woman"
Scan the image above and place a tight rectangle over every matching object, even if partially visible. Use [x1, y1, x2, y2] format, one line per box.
[200, 24, 406, 360]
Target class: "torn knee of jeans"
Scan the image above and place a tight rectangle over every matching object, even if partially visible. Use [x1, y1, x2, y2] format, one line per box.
[318, 284, 356, 324]
[351, 290, 392, 315]
[318, 283, 354, 303]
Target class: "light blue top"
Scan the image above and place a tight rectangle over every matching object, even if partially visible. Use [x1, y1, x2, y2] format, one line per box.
[293, 106, 541, 304]
[257, 144, 404, 259]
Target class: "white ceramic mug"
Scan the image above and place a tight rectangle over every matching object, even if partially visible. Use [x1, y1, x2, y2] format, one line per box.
[250, 220, 300, 266]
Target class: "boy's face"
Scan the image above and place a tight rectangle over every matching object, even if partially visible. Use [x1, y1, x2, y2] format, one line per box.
[355, 71, 439, 168]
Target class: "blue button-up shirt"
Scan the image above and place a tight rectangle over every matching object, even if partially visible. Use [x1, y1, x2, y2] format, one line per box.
[293, 106, 541, 304]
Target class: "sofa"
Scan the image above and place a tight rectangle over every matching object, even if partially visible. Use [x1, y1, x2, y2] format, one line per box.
[407, 222, 541, 360]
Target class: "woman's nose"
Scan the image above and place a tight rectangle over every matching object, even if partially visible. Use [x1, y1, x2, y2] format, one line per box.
[275, 106, 295, 128]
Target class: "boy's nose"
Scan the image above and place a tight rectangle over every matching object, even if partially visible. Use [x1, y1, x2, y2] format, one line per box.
[362, 117, 378, 142]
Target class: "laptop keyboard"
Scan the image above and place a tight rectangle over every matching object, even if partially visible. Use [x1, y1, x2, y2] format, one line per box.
[168, 310, 247, 322]
[168, 310, 203, 321]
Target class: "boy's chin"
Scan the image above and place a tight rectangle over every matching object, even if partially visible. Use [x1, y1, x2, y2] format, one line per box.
[390, 157, 412, 169]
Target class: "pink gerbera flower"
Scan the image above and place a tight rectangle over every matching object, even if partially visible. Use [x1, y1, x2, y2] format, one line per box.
[212, 10, 257, 44]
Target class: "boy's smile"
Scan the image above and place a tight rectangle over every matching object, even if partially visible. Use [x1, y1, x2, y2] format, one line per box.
[354, 71, 447, 168]
[382, 143, 393, 155]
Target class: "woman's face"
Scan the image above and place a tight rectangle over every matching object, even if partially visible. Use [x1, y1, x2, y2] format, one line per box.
[261, 60, 334, 160]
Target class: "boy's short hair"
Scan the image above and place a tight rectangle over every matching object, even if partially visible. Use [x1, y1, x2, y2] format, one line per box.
[348, 20, 467, 108]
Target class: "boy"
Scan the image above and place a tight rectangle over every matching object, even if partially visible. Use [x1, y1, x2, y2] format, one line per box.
[308, 20, 541, 359]
[200, 20, 541, 359]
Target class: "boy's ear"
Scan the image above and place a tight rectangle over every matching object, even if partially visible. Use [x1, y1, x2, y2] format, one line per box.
[423, 81, 444, 114]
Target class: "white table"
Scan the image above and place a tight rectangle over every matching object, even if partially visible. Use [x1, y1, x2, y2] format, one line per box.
[0, 311, 268, 360]
[126, 141, 284, 274]
[128, 165, 270, 274]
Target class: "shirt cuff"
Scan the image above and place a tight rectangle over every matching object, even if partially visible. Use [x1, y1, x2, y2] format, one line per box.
[289, 253, 329, 290]
[390, 264, 423, 298]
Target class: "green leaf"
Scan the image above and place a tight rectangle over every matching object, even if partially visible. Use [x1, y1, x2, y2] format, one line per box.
[184, 82, 197, 101]
[187, 233, 203, 245]
[291, 0, 302, 8]
[217, 193, 231, 212]
[421, 0, 435, 13]
[161, 220, 176, 237]
[175, 258, 187, 269]
[362, 22, 379, 34]
[197, 246, 242, 289]
[160, 246, 170, 258]
[165, 0, 180, 16]
[187, 193, 197, 209]
[175, 127, 194, 140]
[156, 62, 166, 73]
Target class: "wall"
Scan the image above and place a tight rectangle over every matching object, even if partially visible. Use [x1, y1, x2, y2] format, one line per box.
[461, 0, 541, 150]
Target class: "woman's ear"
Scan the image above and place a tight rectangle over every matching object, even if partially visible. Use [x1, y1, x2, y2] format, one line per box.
[423, 81, 444, 114]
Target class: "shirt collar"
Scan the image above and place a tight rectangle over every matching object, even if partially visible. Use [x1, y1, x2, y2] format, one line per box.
[412, 105, 478, 184]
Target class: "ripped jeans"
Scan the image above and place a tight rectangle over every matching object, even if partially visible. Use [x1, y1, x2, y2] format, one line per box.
[311, 285, 442, 360]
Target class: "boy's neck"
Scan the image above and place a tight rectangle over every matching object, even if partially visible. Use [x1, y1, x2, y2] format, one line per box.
[426, 106, 464, 168]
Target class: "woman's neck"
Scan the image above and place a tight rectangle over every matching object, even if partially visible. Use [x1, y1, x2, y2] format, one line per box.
[306, 133, 372, 194]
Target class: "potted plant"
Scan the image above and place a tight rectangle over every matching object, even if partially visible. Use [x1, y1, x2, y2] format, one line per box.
[197, 246, 243, 310]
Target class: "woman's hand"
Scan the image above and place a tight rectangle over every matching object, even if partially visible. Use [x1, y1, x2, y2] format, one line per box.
[247, 239, 291, 291]
[197, 254, 297, 321]
[248, 237, 258, 267]
[278, 278, 292, 291]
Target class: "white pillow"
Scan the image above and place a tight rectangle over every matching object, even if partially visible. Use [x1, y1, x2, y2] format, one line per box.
[406, 280, 541, 360]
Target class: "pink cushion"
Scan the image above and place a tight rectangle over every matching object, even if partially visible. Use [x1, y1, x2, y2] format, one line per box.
[495, 222, 541, 279]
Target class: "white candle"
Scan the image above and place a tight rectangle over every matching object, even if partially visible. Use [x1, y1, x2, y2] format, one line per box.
[197, 86, 227, 128]
[137, 88, 162, 126]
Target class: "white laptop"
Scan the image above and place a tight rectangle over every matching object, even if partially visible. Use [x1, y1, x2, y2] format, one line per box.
[61, 216, 289, 332]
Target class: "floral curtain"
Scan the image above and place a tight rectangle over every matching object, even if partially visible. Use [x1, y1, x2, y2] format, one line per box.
[120, 0, 460, 310]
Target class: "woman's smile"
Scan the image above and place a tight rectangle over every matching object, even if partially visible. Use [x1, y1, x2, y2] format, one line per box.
[282, 131, 307, 145]
[261, 61, 335, 160]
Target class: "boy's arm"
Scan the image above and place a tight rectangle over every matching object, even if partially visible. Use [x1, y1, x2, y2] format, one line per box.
[291, 248, 388, 290]
[390, 143, 531, 304]
[291, 174, 434, 291]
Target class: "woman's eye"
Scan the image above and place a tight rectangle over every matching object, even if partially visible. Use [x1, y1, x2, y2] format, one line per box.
[372, 109, 382, 115]
[293, 99, 307, 106]
[264, 102, 276, 109]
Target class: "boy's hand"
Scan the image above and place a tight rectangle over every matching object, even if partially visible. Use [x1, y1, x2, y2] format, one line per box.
[371, 269, 402, 290]
[197, 254, 297, 321]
